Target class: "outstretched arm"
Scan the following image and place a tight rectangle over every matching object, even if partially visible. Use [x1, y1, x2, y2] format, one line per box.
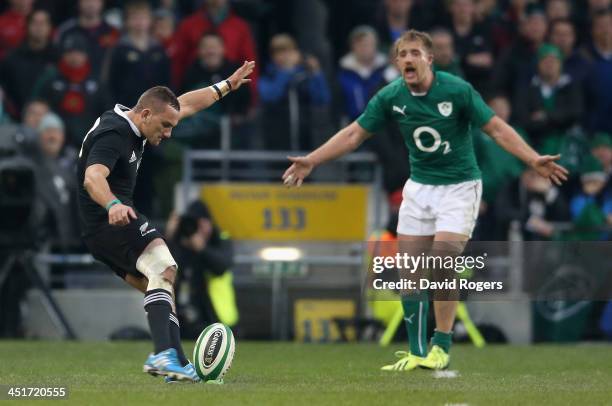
[482, 116, 569, 185]
[177, 61, 255, 121]
[282, 121, 371, 187]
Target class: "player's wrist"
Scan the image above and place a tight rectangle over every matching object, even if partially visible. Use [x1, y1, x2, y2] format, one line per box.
[304, 154, 318, 167]
[210, 80, 232, 101]
[105, 198, 121, 211]
[526, 155, 539, 168]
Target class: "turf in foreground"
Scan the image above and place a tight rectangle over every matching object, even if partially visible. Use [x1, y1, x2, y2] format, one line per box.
[0, 341, 611, 405]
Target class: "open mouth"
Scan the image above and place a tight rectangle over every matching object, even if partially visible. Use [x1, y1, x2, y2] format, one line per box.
[404, 66, 417, 79]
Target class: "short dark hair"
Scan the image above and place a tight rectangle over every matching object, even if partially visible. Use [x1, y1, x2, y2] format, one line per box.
[394, 29, 434, 56]
[134, 86, 180, 112]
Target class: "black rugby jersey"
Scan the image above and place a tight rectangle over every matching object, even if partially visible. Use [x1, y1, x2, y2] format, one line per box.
[77, 104, 146, 235]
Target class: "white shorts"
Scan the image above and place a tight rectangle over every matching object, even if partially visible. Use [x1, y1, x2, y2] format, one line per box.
[397, 178, 482, 237]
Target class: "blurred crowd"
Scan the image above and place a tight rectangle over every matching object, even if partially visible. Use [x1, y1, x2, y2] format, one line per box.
[0, 0, 611, 246]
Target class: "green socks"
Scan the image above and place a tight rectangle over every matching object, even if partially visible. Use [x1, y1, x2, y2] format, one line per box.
[431, 330, 453, 354]
[401, 292, 429, 357]
[401, 293, 454, 356]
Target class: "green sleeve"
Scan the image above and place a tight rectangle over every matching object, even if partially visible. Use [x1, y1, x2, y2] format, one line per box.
[464, 83, 495, 128]
[356, 91, 389, 134]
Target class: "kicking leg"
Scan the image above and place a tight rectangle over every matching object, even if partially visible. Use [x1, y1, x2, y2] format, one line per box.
[139, 240, 175, 356]
[125, 271, 186, 365]
[137, 238, 195, 381]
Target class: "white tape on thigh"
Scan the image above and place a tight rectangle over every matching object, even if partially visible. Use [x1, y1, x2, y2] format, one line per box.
[136, 244, 177, 291]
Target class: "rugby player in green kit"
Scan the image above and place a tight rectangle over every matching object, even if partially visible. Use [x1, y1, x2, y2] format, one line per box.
[283, 30, 567, 371]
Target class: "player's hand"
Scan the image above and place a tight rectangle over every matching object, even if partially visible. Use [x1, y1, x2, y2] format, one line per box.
[530, 154, 569, 186]
[227, 61, 255, 91]
[108, 204, 137, 226]
[282, 156, 314, 187]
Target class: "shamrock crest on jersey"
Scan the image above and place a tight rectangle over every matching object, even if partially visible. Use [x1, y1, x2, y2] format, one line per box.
[437, 101, 452, 117]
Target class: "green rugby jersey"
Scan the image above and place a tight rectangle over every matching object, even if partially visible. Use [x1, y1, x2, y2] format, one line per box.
[357, 71, 494, 185]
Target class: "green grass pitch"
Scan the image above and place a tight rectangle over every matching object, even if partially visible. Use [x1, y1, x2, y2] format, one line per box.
[1, 341, 611, 405]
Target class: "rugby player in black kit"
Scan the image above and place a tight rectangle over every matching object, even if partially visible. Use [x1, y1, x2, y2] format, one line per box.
[77, 61, 254, 383]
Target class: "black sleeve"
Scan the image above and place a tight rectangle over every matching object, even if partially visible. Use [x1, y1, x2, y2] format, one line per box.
[86, 131, 124, 171]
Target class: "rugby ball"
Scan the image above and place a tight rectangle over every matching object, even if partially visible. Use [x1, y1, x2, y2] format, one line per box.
[193, 323, 235, 381]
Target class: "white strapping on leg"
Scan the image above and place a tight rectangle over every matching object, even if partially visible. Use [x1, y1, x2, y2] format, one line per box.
[136, 244, 177, 291]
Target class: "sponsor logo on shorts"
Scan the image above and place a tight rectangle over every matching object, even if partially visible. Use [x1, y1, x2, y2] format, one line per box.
[139, 222, 156, 237]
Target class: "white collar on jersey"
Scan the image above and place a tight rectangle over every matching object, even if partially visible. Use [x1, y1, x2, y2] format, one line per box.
[113, 104, 142, 137]
[408, 71, 436, 96]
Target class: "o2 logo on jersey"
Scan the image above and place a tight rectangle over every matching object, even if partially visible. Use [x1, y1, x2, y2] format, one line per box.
[413, 126, 451, 155]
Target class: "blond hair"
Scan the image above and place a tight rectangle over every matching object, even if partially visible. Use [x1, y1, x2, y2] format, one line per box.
[393, 29, 434, 56]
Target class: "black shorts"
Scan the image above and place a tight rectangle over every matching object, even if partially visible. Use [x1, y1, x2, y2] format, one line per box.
[83, 214, 164, 279]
